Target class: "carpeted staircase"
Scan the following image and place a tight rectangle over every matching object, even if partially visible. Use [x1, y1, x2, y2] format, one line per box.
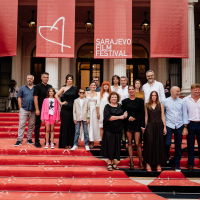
[0, 112, 199, 200]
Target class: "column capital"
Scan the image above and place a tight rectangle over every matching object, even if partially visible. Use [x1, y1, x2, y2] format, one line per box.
[188, 0, 198, 5]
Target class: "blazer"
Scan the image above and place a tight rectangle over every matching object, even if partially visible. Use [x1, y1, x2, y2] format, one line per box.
[73, 98, 90, 121]
[41, 98, 60, 121]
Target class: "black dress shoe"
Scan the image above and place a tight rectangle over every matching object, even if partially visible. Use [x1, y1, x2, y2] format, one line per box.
[188, 165, 193, 171]
[35, 141, 42, 148]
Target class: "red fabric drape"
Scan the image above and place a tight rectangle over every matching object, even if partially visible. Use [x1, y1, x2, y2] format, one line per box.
[36, 0, 75, 58]
[94, 0, 132, 59]
[150, 0, 188, 58]
[0, 0, 18, 57]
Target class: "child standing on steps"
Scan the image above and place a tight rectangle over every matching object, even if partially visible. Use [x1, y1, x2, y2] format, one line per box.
[41, 88, 60, 149]
[71, 88, 90, 151]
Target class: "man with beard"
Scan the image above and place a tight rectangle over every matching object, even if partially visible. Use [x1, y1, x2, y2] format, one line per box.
[142, 70, 166, 103]
[15, 75, 35, 146]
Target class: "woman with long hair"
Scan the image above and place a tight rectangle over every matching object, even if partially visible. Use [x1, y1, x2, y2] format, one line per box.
[143, 91, 167, 172]
[111, 75, 120, 92]
[134, 79, 144, 100]
[55, 74, 79, 149]
[122, 85, 145, 170]
[97, 81, 111, 141]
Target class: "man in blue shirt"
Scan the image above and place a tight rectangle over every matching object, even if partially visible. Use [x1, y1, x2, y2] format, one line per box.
[86, 76, 101, 92]
[14, 75, 35, 146]
[162, 86, 188, 172]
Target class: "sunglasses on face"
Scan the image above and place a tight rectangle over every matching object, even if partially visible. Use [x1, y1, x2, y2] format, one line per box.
[79, 92, 85, 94]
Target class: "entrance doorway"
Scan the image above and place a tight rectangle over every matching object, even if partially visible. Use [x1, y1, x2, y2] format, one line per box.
[76, 44, 103, 90]
[31, 47, 45, 85]
[126, 44, 149, 85]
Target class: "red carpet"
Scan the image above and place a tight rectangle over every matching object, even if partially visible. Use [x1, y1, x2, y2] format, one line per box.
[0, 112, 199, 199]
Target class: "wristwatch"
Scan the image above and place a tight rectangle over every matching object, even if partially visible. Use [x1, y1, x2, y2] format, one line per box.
[184, 125, 187, 128]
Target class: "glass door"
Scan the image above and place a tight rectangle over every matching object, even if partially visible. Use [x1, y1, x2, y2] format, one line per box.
[126, 58, 149, 85]
[76, 58, 103, 90]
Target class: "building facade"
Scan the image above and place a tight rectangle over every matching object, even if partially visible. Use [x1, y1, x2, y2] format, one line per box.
[0, 0, 200, 98]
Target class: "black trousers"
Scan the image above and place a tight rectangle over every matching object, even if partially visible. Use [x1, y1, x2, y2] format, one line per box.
[34, 114, 50, 143]
[11, 98, 18, 110]
[34, 115, 41, 143]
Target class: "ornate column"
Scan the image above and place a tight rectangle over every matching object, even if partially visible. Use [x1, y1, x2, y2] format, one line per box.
[70, 58, 76, 86]
[45, 58, 59, 90]
[157, 58, 168, 86]
[181, 1, 197, 96]
[113, 59, 126, 77]
[12, 35, 22, 87]
[60, 58, 70, 87]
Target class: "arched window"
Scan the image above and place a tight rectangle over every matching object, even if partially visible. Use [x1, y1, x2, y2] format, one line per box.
[77, 43, 94, 58]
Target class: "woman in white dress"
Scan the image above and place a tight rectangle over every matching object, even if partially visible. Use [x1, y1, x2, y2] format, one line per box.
[111, 75, 121, 92]
[97, 81, 111, 141]
[85, 81, 101, 148]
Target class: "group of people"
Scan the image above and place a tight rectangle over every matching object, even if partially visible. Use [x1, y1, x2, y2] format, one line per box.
[14, 70, 200, 173]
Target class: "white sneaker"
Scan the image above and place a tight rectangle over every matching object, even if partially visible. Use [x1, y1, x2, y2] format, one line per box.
[71, 145, 78, 151]
[44, 142, 49, 149]
[85, 146, 90, 151]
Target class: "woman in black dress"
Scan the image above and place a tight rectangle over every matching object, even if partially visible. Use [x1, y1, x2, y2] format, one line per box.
[143, 91, 167, 172]
[100, 92, 127, 171]
[122, 85, 145, 170]
[55, 74, 78, 148]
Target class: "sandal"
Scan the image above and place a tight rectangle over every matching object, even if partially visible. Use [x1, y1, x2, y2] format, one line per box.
[130, 160, 134, 170]
[112, 164, 119, 170]
[65, 146, 69, 149]
[89, 144, 94, 149]
[107, 164, 113, 171]
[147, 168, 152, 172]
[140, 161, 145, 171]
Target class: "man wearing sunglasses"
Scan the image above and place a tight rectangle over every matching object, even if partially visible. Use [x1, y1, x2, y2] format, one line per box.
[142, 70, 166, 103]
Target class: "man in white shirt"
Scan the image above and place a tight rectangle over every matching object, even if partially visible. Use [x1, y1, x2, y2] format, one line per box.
[184, 84, 200, 172]
[142, 70, 166, 103]
[118, 76, 129, 104]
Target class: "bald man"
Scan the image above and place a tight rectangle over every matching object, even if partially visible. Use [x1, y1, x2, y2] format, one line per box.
[162, 86, 188, 172]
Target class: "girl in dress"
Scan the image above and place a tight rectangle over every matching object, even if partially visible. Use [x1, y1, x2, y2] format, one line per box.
[41, 88, 60, 149]
[143, 91, 167, 172]
[97, 81, 111, 141]
[85, 81, 100, 148]
[111, 75, 120, 92]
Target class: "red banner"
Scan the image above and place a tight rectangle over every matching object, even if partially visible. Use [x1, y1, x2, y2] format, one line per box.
[36, 0, 75, 58]
[0, 0, 18, 57]
[151, 0, 188, 58]
[94, 0, 132, 59]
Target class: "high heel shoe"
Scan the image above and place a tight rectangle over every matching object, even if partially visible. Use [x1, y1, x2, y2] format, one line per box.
[130, 160, 134, 170]
[140, 161, 145, 171]
[146, 164, 152, 172]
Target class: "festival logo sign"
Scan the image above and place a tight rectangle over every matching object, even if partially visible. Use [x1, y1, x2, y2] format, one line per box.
[151, 0, 188, 58]
[94, 0, 132, 59]
[36, 0, 75, 58]
[0, 0, 18, 57]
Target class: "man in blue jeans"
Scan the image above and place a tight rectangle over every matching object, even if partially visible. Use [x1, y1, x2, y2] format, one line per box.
[71, 88, 90, 151]
[184, 84, 200, 171]
[163, 86, 188, 172]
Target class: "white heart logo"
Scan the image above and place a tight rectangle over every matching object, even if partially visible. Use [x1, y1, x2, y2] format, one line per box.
[39, 17, 71, 53]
